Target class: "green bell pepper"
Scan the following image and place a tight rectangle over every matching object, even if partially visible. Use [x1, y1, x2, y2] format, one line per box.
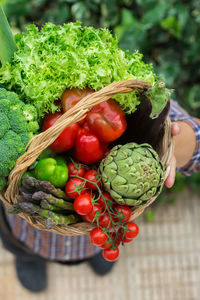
[34, 157, 68, 188]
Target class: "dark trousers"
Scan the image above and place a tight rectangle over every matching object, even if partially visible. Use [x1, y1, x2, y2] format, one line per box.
[0, 202, 89, 265]
[0, 202, 46, 262]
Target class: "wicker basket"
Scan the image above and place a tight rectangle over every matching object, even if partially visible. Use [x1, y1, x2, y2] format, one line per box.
[0, 79, 173, 236]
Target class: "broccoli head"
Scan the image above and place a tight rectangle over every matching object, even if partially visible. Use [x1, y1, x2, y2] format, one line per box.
[0, 88, 39, 190]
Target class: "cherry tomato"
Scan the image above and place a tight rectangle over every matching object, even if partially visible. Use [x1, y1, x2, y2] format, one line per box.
[81, 190, 93, 197]
[121, 236, 134, 243]
[125, 222, 139, 239]
[117, 228, 134, 243]
[67, 161, 85, 177]
[43, 112, 80, 153]
[114, 205, 132, 223]
[84, 170, 101, 190]
[103, 247, 120, 262]
[100, 241, 112, 249]
[97, 192, 112, 209]
[74, 194, 93, 215]
[81, 204, 102, 223]
[90, 228, 107, 246]
[100, 231, 121, 249]
[99, 212, 112, 228]
[65, 178, 86, 199]
[108, 232, 121, 247]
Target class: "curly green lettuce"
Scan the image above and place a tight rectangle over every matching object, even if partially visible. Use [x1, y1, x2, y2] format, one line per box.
[0, 21, 169, 117]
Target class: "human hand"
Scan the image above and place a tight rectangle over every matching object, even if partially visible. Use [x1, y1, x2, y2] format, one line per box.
[164, 122, 180, 188]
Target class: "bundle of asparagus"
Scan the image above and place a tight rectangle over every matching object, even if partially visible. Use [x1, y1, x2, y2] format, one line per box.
[8, 176, 80, 229]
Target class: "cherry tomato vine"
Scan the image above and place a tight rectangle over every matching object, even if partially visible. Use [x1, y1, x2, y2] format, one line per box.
[65, 160, 139, 261]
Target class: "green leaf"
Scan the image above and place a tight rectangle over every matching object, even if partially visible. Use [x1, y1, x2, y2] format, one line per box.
[42, 5, 69, 24]
[146, 81, 172, 118]
[0, 6, 17, 64]
[136, 0, 157, 7]
[114, 9, 138, 40]
[161, 16, 182, 39]
[145, 209, 155, 222]
[176, 3, 190, 31]
[154, 49, 181, 86]
[0, 0, 7, 5]
[142, 3, 168, 29]
[186, 85, 200, 110]
[169, 197, 176, 205]
[71, 2, 88, 20]
[100, 0, 119, 27]
[3, 0, 29, 17]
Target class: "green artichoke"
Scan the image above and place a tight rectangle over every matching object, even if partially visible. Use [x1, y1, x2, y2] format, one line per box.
[100, 143, 165, 206]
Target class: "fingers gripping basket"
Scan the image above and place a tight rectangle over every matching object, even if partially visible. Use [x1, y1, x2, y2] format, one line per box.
[0, 79, 173, 236]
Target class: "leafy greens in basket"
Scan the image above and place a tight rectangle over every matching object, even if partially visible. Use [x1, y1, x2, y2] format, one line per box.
[0, 21, 170, 118]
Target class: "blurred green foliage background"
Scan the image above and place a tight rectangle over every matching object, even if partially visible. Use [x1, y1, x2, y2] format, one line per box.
[3, 0, 200, 118]
[2, 0, 200, 214]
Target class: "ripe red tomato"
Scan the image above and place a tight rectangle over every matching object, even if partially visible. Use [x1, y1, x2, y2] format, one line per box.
[97, 192, 112, 209]
[74, 128, 108, 165]
[109, 232, 121, 247]
[99, 212, 112, 228]
[114, 205, 132, 223]
[43, 112, 80, 153]
[124, 222, 139, 239]
[74, 194, 93, 215]
[117, 228, 134, 243]
[84, 170, 101, 190]
[67, 162, 85, 177]
[81, 204, 102, 223]
[103, 247, 120, 262]
[100, 231, 121, 249]
[121, 236, 134, 243]
[65, 178, 86, 199]
[100, 241, 112, 250]
[90, 228, 107, 246]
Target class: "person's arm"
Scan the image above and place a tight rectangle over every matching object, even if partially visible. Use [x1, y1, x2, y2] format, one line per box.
[165, 100, 200, 188]
[174, 121, 196, 168]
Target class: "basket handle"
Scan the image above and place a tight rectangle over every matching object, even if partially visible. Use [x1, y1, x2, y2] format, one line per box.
[5, 79, 151, 203]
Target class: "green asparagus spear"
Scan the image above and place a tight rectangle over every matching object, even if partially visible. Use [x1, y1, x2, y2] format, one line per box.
[39, 210, 79, 226]
[17, 202, 41, 215]
[32, 191, 74, 210]
[22, 176, 68, 199]
[40, 200, 64, 212]
[9, 202, 79, 228]
[19, 187, 33, 201]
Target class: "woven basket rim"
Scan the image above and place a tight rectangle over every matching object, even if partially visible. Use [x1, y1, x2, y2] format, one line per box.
[0, 79, 173, 236]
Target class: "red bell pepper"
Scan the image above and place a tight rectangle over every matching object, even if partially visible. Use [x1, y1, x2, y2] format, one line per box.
[43, 88, 126, 164]
[61, 89, 127, 143]
[61, 88, 94, 112]
[86, 99, 127, 143]
[43, 112, 80, 153]
[61, 88, 94, 125]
